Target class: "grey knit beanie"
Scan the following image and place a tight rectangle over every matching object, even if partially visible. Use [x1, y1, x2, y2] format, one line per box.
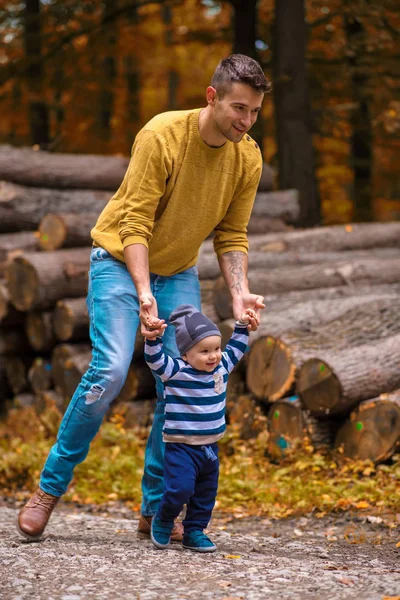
[169, 304, 221, 355]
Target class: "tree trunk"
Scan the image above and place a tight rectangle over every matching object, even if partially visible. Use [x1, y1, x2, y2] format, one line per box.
[200, 245, 400, 283]
[53, 297, 89, 342]
[0, 181, 109, 233]
[51, 343, 91, 400]
[0, 279, 24, 326]
[251, 190, 300, 222]
[249, 222, 400, 253]
[273, 0, 320, 226]
[38, 213, 98, 251]
[230, 0, 265, 153]
[335, 391, 400, 463]
[25, 310, 56, 352]
[246, 296, 400, 403]
[297, 334, 400, 417]
[6, 247, 91, 311]
[28, 357, 53, 394]
[24, 0, 49, 147]
[344, 5, 373, 222]
[0, 146, 129, 190]
[258, 164, 276, 192]
[0, 328, 29, 355]
[0, 231, 40, 273]
[115, 360, 156, 403]
[267, 395, 340, 456]
[5, 356, 31, 395]
[97, 0, 117, 143]
[213, 255, 400, 319]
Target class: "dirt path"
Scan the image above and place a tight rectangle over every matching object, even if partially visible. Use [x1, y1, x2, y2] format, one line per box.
[1, 501, 399, 600]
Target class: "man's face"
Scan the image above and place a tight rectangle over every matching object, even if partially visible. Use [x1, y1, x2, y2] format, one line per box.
[209, 82, 264, 143]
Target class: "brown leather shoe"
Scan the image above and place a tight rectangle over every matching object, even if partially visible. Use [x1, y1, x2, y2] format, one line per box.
[17, 488, 60, 540]
[137, 515, 183, 542]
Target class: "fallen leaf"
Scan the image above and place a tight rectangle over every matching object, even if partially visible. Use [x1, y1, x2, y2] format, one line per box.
[355, 501, 370, 509]
[337, 577, 355, 586]
[224, 554, 241, 559]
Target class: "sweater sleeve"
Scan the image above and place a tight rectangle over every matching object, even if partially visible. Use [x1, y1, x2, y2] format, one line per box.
[221, 323, 249, 374]
[144, 338, 181, 381]
[118, 130, 173, 249]
[213, 164, 262, 257]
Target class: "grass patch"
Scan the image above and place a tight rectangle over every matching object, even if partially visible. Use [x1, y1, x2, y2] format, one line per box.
[1, 405, 399, 519]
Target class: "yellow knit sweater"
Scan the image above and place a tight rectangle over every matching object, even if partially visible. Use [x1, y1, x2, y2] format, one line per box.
[91, 108, 262, 276]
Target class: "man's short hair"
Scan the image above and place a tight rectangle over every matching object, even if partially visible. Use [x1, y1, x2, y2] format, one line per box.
[211, 54, 271, 97]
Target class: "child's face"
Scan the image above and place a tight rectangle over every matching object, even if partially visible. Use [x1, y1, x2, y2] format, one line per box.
[183, 335, 222, 372]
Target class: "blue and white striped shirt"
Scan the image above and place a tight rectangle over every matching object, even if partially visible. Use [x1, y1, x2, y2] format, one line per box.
[144, 324, 249, 444]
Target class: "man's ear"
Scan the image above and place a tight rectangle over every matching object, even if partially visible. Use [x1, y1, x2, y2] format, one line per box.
[206, 86, 217, 106]
[182, 354, 187, 361]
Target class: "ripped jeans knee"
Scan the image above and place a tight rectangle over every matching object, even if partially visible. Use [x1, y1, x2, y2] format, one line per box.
[74, 370, 126, 418]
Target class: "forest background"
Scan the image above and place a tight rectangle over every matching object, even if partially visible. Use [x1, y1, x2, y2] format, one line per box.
[1, 0, 399, 226]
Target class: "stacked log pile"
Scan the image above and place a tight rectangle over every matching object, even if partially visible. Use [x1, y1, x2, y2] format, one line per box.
[1, 145, 400, 463]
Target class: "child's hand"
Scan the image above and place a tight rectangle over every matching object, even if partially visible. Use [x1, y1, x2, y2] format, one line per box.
[239, 308, 258, 331]
[143, 315, 167, 339]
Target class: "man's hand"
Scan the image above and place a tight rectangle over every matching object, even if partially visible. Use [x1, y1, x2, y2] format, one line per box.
[139, 293, 167, 339]
[232, 294, 265, 331]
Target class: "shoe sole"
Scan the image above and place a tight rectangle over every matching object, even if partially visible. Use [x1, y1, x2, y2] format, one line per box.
[15, 517, 44, 541]
[182, 543, 217, 553]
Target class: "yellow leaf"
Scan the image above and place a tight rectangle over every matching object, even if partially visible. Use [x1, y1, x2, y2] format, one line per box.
[355, 501, 370, 509]
[396, 541, 400, 548]
[224, 554, 241, 559]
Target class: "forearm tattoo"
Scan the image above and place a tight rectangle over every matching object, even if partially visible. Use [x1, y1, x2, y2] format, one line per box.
[224, 251, 248, 295]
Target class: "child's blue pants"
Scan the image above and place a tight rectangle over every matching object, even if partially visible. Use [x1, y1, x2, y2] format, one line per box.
[156, 442, 219, 533]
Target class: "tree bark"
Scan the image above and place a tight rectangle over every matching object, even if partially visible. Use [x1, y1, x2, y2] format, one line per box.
[273, 0, 320, 226]
[297, 334, 400, 417]
[335, 391, 400, 463]
[5, 356, 31, 395]
[0, 181, 109, 233]
[251, 190, 300, 222]
[25, 310, 56, 352]
[0, 279, 24, 326]
[213, 255, 400, 319]
[28, 357, 53, 394]
[24, 0, 49, 146]
[6, 247, 91, 311]
[51, 343, 91, 399]
[246, 296, 400, 403]
[0, 231, 40, 273]
[200, 245, 400, 283]
[0, 146, 128, 190]
[251, 222, 400, 253]
[53, 297, 89, 342]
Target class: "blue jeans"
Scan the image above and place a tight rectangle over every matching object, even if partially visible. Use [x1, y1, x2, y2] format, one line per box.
[40, 247, 201, 516]
[157, 443, 219, 533]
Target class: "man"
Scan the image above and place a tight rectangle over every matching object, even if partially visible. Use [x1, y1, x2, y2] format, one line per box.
[17, 53, 271, 541]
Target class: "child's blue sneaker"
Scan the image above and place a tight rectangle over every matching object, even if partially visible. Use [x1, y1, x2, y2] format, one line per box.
[151, 516, 174, 549]
[182, 530, 217, 553]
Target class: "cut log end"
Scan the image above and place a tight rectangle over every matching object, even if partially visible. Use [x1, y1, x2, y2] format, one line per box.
[246, 336, 296, 402]
[38, 213, 66, 251]
[53, 302, 74, 340]
[335, 396, 400, 463]
[267, 397, 305, 453]
[297, 358, 342, 417]
[6, 257, 38, 311]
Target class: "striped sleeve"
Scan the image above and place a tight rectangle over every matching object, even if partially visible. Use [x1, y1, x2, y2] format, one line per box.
[221, 324, 249, 374]
[144, 338, 181, 381]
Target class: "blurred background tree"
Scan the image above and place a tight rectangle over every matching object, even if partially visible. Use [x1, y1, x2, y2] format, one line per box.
[0, 0, 399, 224]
